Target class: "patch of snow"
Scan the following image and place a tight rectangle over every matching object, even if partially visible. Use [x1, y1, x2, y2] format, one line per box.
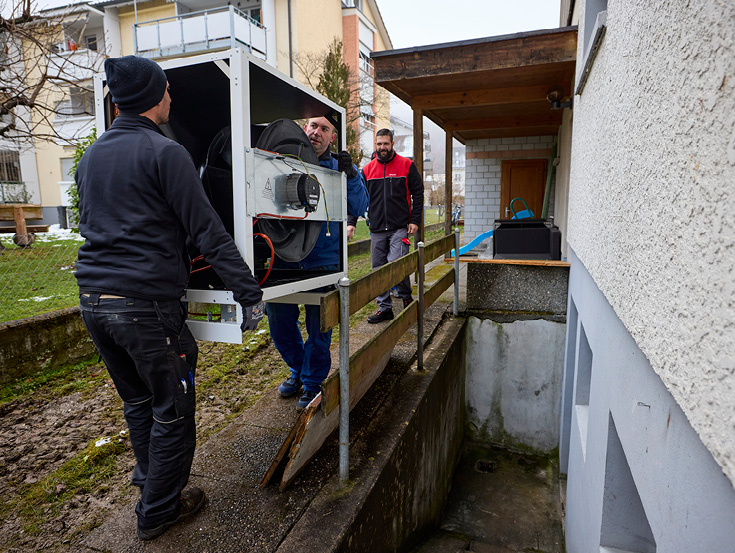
[18, 296, 54, 302]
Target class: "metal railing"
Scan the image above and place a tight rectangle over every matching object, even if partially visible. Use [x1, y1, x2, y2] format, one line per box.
[133, 6, 267, 59]
[262, 231, 461, 489]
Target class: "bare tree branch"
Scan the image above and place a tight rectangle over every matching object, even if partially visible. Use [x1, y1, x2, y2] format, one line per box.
[0, 0, 104, 145]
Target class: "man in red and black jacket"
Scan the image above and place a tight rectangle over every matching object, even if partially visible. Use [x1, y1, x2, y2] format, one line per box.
[361, 128, 424, 323]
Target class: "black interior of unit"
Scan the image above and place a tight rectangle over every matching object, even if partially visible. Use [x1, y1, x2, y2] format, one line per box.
[155, 58, 342, 290]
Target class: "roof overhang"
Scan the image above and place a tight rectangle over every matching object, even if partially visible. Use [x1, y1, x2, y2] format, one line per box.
[372, 27, 577, 144]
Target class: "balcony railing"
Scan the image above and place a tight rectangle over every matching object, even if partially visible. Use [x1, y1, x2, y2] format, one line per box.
[0, 181, 29, 204]
[134, 6, 267, 59]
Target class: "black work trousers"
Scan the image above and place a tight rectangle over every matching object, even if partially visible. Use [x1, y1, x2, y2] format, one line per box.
[80, 294, 198, 530]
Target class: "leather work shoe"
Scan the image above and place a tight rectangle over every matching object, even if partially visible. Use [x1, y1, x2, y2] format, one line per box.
[367, 308, 394, 324]
[403, 298, 413, 309]
[278, 375, 303, 397]
[137, 486, 206, 540]
[296, 389, 319, 411]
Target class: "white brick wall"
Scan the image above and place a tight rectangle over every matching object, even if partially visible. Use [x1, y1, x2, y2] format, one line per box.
[462, 136, 557, 243]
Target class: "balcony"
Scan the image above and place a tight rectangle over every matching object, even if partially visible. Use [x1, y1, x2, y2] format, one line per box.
[47, 41, 105, 83]
[134, 7, 267, 60]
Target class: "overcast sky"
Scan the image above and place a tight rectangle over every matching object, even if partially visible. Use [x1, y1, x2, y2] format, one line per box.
[373, 0, 562, 50]
[373, 0, 562, 169]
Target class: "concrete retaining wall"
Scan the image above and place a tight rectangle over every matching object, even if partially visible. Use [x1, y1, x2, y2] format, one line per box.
[465, 317, 566, 452]
[0, 307, 95, 384]
[464, 261, 568, 453]
[277, 317, 466, 553]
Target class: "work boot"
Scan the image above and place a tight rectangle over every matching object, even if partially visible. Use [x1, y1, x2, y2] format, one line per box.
[278, 375, 302, 397]
[296, 389, 319, 411]
[137, 486, 206, 540]
[367, 308, 394, 324]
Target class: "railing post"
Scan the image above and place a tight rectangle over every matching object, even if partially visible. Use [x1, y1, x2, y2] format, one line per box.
[156, 20, 162, 57]
[417, 241, 425, 371]
[454, 227, 460, 316]
[133, 23, 139, 55]
[204, 11, 209, 49]
[248, 11, 253, 53]
[229, 6, 236, 50]
[338, 276, 350, 485]
[179, 15, 185, 53]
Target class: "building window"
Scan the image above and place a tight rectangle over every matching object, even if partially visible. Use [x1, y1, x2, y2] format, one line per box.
[342, 0, 362, 10]
[60, 157, 75, 181]
[57, 86, 94, 117]
[0, 149, 21, 183]
[84, 34, 97, 51]
[575, 0, 607, 95]
[359, 51, 374, 78]
[246, 7, 261, 25]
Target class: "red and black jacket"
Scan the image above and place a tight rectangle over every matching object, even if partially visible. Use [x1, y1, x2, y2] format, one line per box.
[361, 151, 424, 232]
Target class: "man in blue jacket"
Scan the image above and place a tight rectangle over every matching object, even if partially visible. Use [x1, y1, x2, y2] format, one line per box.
[267, 115, 368, 410]
[75, 56, 263, 540]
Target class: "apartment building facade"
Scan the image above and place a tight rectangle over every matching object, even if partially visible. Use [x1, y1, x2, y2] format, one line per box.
[4, 0, 391, 226]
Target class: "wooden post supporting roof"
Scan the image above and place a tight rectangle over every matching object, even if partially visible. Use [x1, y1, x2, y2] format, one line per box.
[413, 107, 424, 244]
[445, 130, 453, 236]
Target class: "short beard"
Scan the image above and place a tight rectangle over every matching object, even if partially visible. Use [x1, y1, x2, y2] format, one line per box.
[377, 148, 392, 161]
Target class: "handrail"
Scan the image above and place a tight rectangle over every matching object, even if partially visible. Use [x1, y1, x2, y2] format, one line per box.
[133, 5, 263, 29]
[320, 233, 457, 417]
[262, 230, 460, 489]
[320, 233, 456, 332]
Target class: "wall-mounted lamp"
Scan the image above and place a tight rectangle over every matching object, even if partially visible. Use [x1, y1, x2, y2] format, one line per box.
[546, 86, 573, 110]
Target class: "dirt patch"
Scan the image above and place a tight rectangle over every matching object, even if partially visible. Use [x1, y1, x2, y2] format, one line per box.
[0, 338, 290, 552]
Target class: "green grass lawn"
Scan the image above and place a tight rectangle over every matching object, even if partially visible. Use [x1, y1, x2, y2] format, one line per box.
[0, 231, 83, 323]
[0, 214, 451, 324]
[351, 207, 446, 242]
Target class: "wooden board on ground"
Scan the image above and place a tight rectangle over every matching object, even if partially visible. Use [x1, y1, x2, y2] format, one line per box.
[278, 350, 393, 490]
[260, 408, 309, 488]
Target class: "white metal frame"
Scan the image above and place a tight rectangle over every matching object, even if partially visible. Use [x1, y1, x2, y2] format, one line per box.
[94, 48, 349, 344]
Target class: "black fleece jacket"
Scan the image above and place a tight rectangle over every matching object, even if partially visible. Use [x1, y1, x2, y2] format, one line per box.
[75, 114, 262, 307]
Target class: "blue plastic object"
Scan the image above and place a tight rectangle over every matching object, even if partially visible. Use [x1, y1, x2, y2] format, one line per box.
[450, 197, 535, 257]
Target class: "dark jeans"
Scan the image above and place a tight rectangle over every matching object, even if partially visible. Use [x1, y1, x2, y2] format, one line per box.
[370, 228, 413, 310]
[266, 263, 338, 393]
[80, 294, 198, 530]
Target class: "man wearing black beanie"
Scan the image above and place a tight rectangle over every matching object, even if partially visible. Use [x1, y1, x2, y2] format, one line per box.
[75, 55, 264, 540]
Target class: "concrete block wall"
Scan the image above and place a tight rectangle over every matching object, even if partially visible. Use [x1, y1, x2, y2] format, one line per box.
[464, 135, 557, 245]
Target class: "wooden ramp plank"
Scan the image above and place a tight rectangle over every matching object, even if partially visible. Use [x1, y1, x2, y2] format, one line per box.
[322, 302, 418, 416]
[260, 408, 308, 488]
[279, 348, 392, 491]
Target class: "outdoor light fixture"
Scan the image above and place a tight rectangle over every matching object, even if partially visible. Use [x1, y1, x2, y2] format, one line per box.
[547, 86, 573, 110]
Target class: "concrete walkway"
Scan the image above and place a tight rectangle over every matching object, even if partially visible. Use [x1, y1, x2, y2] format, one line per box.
[80, 262, 468, 552]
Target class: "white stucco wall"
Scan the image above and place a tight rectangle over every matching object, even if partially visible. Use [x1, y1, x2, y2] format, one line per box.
[567, 1, 735, 483]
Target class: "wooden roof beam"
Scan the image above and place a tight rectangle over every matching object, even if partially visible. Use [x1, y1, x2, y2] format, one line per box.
[374, 28, 577, 83]
[412, 85, 551, 110]
[446, 113, 563, 132]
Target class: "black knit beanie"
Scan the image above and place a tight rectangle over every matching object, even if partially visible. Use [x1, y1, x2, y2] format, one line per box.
[104, 56, 167, 114]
